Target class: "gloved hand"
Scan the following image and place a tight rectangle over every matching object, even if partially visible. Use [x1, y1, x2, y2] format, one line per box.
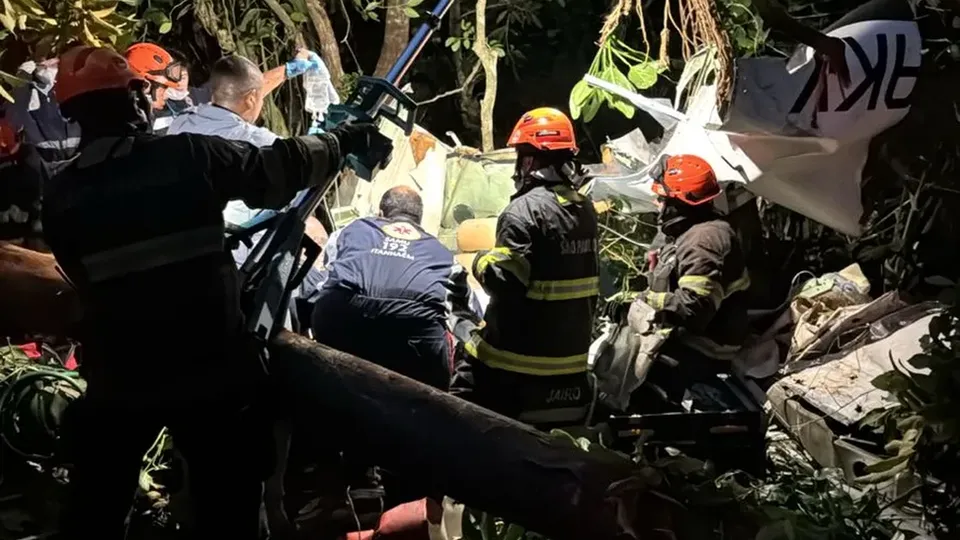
[285, 50, 322, 78]
[328, 122, 380, 158]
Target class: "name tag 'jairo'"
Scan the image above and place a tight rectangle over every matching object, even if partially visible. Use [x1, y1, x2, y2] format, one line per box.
[560, 238, 597, 255]
[546, 386, 582, 404]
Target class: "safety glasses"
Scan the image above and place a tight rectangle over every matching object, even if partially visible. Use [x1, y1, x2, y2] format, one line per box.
[146, 61, 185, 86]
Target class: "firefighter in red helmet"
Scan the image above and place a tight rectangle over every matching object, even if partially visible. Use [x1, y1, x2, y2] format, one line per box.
[450, 107, 599, 429]
[45, 45, 378, 540]
[641, 154, 751, 373]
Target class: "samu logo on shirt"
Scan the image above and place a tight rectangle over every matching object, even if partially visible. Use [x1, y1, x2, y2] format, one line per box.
[381, 222, 422, 241]
[372, 222, 421, 260]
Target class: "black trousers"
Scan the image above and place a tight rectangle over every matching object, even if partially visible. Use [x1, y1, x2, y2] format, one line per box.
[309, 288, 453, 391]
[291, 288, 452, 518]
[58, 351, 274, 540]
[449, 356, 593, 429]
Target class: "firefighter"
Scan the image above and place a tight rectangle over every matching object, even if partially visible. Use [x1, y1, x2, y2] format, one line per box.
[125, 43, 321, 135]
[640, 155, 751, 394]
[43, 45, 379, 540]
[449, 107, 599, 429]
[6, 58, 81, 175]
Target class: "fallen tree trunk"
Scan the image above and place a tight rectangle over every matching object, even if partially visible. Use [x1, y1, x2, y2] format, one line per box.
[268, 331, 669, 540]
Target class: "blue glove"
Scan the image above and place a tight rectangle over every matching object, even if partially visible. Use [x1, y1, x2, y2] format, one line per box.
[285, 51, 322, 78]
[307, 124, 325, 135]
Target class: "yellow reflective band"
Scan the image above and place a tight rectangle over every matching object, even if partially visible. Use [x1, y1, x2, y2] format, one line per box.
[550, 185, 585, 206]
[644, 291, 667, 310]
[526, 276, 599, 301]
[725, 270, 751, 296]
[81, 226, 224, 283]
[678, 275, 724, 308]
[474, 247, 531, 286]
[465, 336, 588, 376]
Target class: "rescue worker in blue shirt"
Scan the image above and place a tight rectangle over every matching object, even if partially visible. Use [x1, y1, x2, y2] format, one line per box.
[42, 45, 379, 540]
[166, 54, 330, 269]
[311, 186, 473, 390]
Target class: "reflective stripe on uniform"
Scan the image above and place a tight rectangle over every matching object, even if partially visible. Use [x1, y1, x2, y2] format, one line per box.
[465, 335, 588, 376]
[526, 276, 599, 301]
[34, 137, 80, 151]
[725, 270, 751, 296]
[677, 269, 751, 308]
[644, 291, 667, 310]
[677, 275, 724, 309]
[517, 405, 589, 426]
[80, 225, 224, 283]
[474, 246, 531, 286]
[550, 185, 586, 206]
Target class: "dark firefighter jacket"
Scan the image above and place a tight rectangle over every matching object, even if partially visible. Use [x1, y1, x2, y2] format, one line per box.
[42, 133, 342, 394]
[8, 77, 81, 175]
[643, 219, 751, 359]
[0, 144, 46, 249]
[322, 216, 470, 326]
[467, 179, 599, 376]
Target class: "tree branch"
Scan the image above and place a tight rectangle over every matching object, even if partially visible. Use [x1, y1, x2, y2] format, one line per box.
[417, 61, 482, 106]
[473, 0, 500, 152]
[262, 0, 307, 48]
[304, 0, 346, 89]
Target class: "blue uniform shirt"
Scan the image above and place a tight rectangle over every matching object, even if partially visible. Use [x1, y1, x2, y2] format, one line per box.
[323, 217, 456, 323]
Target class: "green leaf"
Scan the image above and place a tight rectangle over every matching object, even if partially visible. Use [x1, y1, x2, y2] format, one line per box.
[503, 523, 526, 540]
[861, 452, 913, 474]
[450, 40, 460, 52]
[444, 36, 456, 47]
[907, 353, 933, 369]
[158, 21, 172, 34]
[290, 11, 307, 23]
[582, 94, 601, 123]
[871, 371, 911, 393]
[0, 13, 15, 32]
[568, 79, 592, 120]
[627, 62, 660, 90]
[408, 0, 423, 5]
[404, 7, 418, 18]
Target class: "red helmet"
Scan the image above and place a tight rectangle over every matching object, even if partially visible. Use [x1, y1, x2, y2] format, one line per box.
[125, 43, 182, 89]
[0, 118, 19, 157]
[651, 154, 720, 206]
[54, 46, 143, 105]
[507, 107, 578, 153]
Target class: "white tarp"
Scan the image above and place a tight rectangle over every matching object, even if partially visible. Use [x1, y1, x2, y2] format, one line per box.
[347, 121, 451, 236]
[588, 7, 921, 236]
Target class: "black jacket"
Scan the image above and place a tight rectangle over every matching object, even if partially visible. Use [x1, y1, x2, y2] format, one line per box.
[644, 219, 750, 357]
[42, 132, 342, 393]
[467, 173, 599, 376]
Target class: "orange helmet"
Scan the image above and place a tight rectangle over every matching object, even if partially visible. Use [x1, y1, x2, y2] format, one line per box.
[651, 154, 720, 206]
[54, 46, 143, 105]
[0, 118, 19, 157]
[125, 43, 182, 89]
[507, 107, 578, 153]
